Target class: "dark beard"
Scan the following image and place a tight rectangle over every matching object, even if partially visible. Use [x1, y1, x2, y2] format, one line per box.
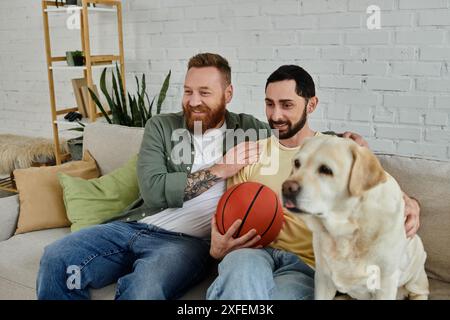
[183, 97, 226, 133]
[269, 107, 308, 139]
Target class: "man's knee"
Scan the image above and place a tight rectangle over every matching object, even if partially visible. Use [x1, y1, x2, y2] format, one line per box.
[208, 249, 274, 300]
[219, 248, 268, 272]
[37, 242, 71, 299]
[39, 242, 67, 276]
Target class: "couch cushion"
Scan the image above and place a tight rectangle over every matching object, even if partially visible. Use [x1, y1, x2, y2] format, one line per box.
[0, 195, 19, 241]
[83, 123, 144, 175]
[429, 279, 450, 300]
[59, 154, 139, 232]
[377, 154, 450, 285]
[0, 228, 118, 300]
[0, 228, 71, 299]
[0, 277, 37, 300]
[13, 152, 100, 234]
[0, 227, 209, 300]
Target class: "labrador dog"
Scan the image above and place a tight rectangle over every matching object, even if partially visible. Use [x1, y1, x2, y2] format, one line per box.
[282, 135, 429, 300]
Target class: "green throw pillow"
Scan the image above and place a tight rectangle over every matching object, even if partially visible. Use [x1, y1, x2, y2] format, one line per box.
[59, 154, 139, 232]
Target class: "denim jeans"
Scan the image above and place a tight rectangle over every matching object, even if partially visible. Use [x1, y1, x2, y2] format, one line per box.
[206, 247, 315, 300]
[36, 221, 212, 300]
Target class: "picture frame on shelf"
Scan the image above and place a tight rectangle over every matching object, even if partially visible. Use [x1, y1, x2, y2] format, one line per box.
[71, 78, 88, 118]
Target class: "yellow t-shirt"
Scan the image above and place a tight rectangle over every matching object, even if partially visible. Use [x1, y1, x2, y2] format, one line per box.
[227, 133, 322, 268]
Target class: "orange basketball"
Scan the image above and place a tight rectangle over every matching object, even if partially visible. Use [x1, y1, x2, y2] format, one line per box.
[215, 182, 284, 247]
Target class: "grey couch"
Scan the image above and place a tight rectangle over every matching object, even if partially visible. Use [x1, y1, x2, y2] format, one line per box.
[0, 122, 449, 300]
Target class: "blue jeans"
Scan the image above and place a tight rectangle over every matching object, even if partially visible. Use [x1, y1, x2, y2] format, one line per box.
[206, 248, 314, 300]
[37, 221, 212, 300]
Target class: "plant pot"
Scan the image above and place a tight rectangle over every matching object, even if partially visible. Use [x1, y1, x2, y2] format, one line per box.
[65, 0, 80, 5]
[67, 136, 83, 161]
[66, 51, 85, 66]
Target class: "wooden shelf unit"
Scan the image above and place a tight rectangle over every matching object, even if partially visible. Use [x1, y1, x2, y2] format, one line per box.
[42, 0, 125, 165]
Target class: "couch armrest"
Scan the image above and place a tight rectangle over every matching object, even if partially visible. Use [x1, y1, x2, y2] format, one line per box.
[0, 195, 19, 241]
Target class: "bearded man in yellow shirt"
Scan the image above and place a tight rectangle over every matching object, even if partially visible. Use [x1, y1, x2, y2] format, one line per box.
[206, 65, 421, 300]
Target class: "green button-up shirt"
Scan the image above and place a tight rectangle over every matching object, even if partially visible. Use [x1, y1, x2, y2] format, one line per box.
[113, 110, 271, 223]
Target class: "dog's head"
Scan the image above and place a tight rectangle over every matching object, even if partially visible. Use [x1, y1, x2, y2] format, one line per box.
[282, 135, 387, 219]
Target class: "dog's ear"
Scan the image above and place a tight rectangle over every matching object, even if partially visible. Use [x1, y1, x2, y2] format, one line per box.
[348, 144, 387, 197]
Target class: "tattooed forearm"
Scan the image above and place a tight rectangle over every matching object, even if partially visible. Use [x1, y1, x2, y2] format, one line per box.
[184, 169, 222, 201]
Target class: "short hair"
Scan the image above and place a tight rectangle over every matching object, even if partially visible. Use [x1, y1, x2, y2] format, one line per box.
[188, 53, 231, 86]
[265, 65, 315, 99]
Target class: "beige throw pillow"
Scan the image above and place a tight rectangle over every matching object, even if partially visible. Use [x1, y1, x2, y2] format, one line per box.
[13, 152, 99, 234]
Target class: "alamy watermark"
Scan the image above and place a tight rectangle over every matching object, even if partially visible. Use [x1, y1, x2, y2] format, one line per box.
[64, 5, 382, 31]
[66, 265, 81, 290]
[65, 6, 81, 30]
[170, 121, 280, 175]
[366, 265, 381, 291]
[367, 5, 381, 30]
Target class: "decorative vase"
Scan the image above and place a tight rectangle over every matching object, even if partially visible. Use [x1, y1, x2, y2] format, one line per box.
[67, 136, 83, 161]
[66, 51, 85, 66]
[65, 0, 79, 5]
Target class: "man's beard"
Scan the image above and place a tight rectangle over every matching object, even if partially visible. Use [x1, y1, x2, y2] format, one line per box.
[269, 107, 308, 139]
[183, 97, 226, 133]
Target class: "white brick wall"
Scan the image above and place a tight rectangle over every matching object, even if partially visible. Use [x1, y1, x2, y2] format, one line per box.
[1, 0, 450, 160]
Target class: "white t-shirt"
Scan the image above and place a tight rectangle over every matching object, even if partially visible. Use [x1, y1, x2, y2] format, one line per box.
[139, 122, 227, 238]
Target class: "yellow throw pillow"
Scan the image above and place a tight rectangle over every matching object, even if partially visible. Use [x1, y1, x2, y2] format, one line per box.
[13, 152, 100, 234]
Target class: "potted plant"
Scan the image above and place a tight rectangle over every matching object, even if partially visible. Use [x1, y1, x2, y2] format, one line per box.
[66, 136, 84, 160]
[55, 0, 84, 7]
[66, 67, 171, 159]
[65, 0, 80, 6]
[67, 121, 85, 161]
[66, 51, 85, 66]
[88, 65, 171, 128]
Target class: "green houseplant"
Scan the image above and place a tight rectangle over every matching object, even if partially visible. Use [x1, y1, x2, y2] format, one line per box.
[65, 0, 80, 5]
[66, 51, 85, 66]
[89, 65, 171, 127]
[67, 121, 85, 160]
[67, 66, 170, 160]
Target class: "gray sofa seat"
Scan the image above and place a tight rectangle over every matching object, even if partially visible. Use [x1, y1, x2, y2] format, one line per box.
[0, 228, 70, 299]
[0, 226, 215, 300]
[1, 122, 449, 300]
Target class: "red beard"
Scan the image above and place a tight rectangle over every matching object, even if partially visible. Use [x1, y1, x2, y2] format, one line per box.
[183, 97, 226, 133]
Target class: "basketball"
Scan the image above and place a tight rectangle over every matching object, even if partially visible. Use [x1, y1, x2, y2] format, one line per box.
[215, 182, 284, 247]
